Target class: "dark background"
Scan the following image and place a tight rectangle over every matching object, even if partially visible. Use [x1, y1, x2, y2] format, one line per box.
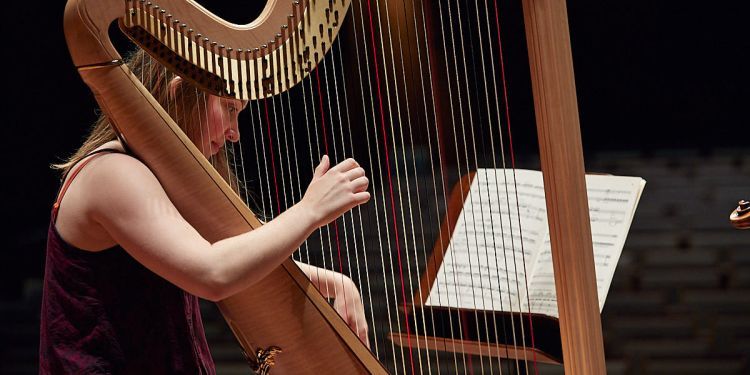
[2, 1, 748, 373]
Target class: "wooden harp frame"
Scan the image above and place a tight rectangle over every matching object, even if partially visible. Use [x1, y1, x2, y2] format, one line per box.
[63, 0, 605, 373]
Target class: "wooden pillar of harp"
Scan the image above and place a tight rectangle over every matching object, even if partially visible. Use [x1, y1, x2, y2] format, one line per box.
[521, 1, 607, 374]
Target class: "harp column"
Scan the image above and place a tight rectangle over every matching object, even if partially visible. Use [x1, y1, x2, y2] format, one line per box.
[521, 0, 607, 374]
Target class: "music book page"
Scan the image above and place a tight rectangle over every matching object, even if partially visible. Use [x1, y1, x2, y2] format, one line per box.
[423, 169, 646, 319]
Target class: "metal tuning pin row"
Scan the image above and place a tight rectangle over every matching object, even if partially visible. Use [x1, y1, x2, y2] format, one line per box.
[122, 0, 348, 100]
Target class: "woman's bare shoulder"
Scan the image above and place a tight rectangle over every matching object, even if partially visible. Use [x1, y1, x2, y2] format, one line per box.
[82, 149, 171, 215]
[56, 141, 173, 250]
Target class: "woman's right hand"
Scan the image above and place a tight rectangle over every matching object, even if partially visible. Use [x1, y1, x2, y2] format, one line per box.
[299, 155, 370, 228]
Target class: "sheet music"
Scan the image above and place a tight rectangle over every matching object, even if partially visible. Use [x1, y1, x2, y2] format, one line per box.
[527, 175, 645, 317]
[425, 169, 645, 319]
[424, 169, 549, 312]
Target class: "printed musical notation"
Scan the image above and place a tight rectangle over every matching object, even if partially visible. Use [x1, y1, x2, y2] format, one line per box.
[425, 169, 646, 318]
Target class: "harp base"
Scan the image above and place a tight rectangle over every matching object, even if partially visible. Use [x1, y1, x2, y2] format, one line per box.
[389, 307, 563, 365]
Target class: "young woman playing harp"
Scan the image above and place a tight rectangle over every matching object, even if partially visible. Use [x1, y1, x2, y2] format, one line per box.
[40, 49, 370, 373]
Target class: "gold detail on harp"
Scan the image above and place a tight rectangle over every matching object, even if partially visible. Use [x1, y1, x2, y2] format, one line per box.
[243, 345, 283, 375]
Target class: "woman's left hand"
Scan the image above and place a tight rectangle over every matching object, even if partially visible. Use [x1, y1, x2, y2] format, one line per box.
[333, 278, 370, 348]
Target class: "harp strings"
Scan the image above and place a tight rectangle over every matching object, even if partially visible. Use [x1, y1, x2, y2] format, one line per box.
[391, 0, 439, 373]
[461, 0, 522, 372]
[408, 0, 459, 371]
[285, 52, 317, 276]
[373, 0, 422, 371]
[330, 35, 380, 358]
[352, 0, 403, 370]
[350, 0, 398, 363]
[319, 46, 351, 321]
[432, 0, 477, 370]
[443, 0, 498, 372]
[384, 0, 434, 372]
[317, 34, 351, 327]
[137, 0, 544, 372]
[488, 0, 539, 371]
[327, 35, 367, 344]
[473, 0, 517, 370]
[459, 0, 497, 374]
[365, 0, 419, 372]
[407, 0, 464, 371]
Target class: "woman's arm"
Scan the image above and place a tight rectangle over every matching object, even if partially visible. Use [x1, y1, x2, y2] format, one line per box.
[83, 154, 369, 301]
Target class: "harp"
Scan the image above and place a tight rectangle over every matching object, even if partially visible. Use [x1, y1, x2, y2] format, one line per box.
[63, 0, 605, 373]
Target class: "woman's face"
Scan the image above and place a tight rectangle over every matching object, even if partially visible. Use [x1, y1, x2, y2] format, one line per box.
[198, 95, 247, 157]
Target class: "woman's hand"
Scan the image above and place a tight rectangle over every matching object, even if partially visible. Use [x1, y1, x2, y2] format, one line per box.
[299, 156, 370, 228]
[296, 262, 370, 348]
[333, 277, 370, 348]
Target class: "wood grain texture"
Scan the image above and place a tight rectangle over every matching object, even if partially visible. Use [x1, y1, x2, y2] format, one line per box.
[521, 0, 607, 373]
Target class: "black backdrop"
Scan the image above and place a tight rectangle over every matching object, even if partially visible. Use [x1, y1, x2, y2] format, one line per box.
[2, 1, 747, 299]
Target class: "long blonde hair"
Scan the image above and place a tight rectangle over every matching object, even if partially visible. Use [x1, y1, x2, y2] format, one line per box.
[54, 49, 240, 191]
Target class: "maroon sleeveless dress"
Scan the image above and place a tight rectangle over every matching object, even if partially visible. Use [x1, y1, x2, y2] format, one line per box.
[39, 150, 216, 374]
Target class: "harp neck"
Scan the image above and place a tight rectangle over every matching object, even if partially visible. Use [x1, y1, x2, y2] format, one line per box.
[65, 0, 350, 99]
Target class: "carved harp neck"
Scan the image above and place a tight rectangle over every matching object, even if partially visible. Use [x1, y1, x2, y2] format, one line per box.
[65, 0, 349, 99]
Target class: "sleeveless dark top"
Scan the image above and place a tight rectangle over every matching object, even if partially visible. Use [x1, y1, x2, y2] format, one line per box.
[39, 149, 216, 374]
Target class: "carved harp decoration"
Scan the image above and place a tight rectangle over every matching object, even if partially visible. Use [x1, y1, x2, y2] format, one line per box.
[64, 0, 605, 373]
